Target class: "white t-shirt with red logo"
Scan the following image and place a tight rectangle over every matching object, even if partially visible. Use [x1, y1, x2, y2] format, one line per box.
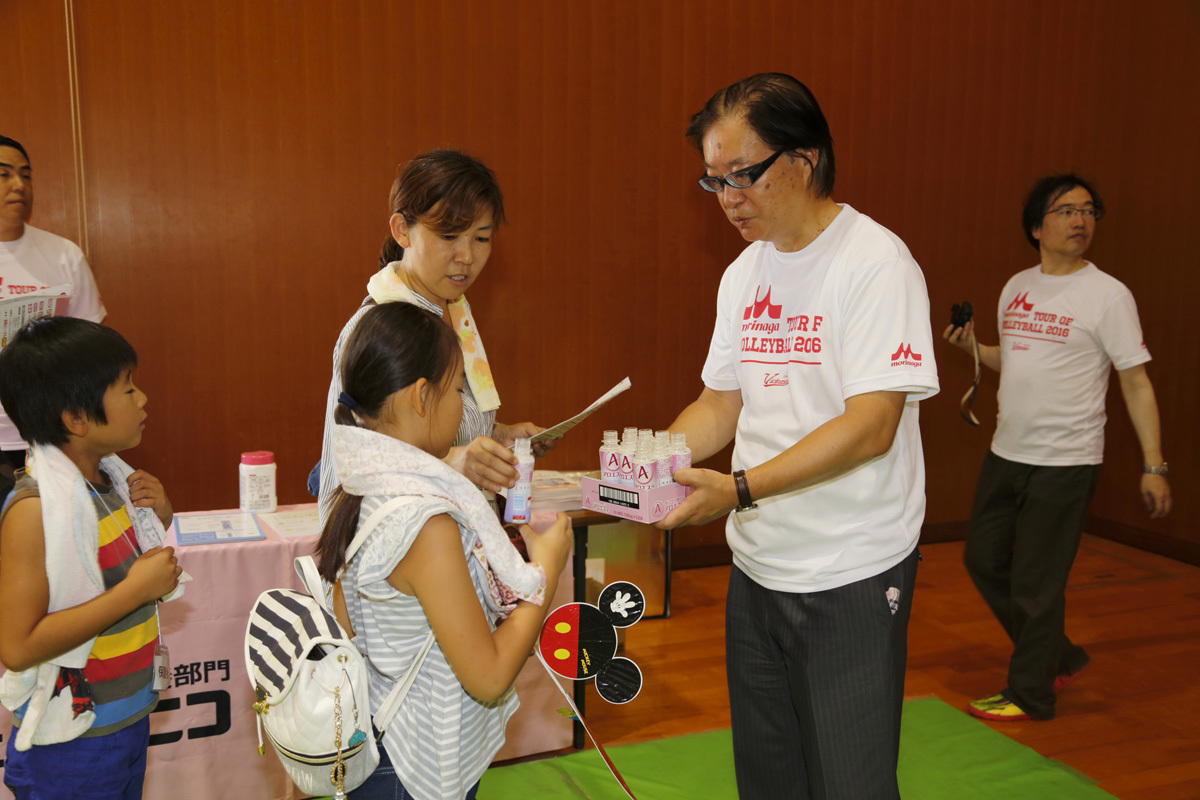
[0, 224, 107, 450]
[701, 204, 940, 593]
[991, 262, 1149, 466]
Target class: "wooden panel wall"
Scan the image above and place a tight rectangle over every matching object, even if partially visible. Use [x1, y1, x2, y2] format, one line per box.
[9, 0, 1198, 560]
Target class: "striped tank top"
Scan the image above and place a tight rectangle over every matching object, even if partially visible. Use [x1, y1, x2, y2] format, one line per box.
[7, 471, 159, 736]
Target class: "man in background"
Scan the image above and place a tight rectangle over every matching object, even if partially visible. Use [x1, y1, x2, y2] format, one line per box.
[0, 135, 107, 502]
[944, 173, 1171, 722]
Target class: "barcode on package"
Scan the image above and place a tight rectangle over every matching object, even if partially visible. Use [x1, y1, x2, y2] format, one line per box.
[599, 485, 640, 509]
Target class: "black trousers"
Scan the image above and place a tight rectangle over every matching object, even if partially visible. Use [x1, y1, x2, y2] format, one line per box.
[963, 452, 1099, 719]
[725, 549, 918, 800]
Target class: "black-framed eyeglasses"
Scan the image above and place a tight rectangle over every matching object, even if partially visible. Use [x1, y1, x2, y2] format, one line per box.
[1044, 205, 1104, 221]
[698, 150, 789, 193]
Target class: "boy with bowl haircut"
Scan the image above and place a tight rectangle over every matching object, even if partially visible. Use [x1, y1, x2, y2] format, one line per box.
[0, 316, 183, 799]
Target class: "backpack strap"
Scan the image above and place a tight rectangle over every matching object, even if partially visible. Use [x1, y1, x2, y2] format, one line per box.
[297, 494, 440, 734]
[293, 495, 414, 605]
[372, 630, 436, 733]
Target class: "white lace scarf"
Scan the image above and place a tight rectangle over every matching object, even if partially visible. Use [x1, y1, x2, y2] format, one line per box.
[332, 425, 545, 617]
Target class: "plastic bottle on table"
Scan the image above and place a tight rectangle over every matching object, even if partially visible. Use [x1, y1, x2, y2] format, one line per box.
[240, 451, 277, 513]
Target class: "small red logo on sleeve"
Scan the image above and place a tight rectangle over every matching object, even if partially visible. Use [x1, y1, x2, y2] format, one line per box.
[890, 343, 922, 366]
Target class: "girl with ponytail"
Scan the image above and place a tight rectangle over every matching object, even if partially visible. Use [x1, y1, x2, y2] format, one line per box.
[315, 302, 571, 800]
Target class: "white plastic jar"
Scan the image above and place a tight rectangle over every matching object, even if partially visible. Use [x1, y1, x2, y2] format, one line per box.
[239, 450, 277, 513]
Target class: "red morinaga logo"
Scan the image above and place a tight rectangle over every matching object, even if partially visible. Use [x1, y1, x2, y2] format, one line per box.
[890, 343, 922, 366]
[1006, 292, 1034, 312]
[743, 286, 782, 321]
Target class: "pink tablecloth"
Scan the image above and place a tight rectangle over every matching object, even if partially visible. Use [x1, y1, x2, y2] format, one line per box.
[0, 504, 572, 799]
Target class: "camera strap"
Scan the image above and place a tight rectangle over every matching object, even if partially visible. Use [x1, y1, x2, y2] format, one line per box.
[960, 338, 981, 426]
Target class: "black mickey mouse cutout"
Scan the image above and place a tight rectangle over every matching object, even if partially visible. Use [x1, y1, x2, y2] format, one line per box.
[538, 581, 645, 704]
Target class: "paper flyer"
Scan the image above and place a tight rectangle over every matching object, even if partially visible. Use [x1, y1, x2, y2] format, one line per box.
[174, 512, 267, 545]
[256, 507, 321, 539]
[0, 284, 71, 350]
[522, 377, 632, 448]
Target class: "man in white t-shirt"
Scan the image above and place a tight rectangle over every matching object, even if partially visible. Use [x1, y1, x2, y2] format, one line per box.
[944, 174, 1171, 723]
[658, 74, 939, 799]
[0, 136, 106, 490]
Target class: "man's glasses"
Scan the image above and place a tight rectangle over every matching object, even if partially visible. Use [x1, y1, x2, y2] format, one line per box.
[698, 150, 797, 193]
[1045, 205, 1104, 221]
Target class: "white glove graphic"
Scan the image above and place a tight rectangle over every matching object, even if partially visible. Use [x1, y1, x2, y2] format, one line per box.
[609, 591, 636, 618]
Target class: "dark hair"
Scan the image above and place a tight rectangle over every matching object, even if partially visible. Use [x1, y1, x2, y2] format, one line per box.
[685, 73, 836, 199]
[378, 149, 506, 268]
[0, 317, 137, 446]
[0, 136, 29, 164]
[1021, 173, 1106, 250]
[315, 302, 462, 581]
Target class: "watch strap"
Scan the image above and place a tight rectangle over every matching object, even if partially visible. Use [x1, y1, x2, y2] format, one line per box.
[733, 470, 757, 512]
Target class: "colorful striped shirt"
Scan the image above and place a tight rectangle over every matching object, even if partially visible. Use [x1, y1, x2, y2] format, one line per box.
[5, 470, 159, 736]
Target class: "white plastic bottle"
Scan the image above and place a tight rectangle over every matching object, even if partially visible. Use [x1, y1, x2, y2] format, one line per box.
[655, 433, 673, 487]
[671, 433, 692, 473]
[619, 427, 638, 486]
[504, 437, 535, 524]
[600, 430, 621, 483]
[671, 433, 692, 497]
[633, 438, 657, 491]
[239, 451, 277, 513]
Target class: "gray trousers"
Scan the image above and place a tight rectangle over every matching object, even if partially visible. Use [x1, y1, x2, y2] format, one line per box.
[725, 549, 918, 800]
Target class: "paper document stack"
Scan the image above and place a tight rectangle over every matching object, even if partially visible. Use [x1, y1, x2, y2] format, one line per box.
[530, 470, 598, 513]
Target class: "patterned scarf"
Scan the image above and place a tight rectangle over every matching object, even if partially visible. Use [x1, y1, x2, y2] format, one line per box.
[366, 264, 501, 413]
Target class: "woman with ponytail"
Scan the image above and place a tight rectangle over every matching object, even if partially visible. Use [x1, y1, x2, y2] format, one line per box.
[316, 150, 554, 525]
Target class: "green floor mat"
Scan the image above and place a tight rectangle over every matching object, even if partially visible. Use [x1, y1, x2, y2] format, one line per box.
[478, 697, 1116, 799]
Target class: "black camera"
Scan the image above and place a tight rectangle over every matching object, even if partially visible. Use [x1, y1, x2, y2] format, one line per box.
[950, 301, 973, 329]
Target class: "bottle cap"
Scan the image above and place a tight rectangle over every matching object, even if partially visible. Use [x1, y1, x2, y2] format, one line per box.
[241, 450, 275, 465]
[514, 437, 532, 457]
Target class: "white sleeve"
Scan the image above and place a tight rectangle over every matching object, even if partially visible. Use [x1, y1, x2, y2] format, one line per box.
[64, 244, 106, 323]
[700, 263, 743, 392]
[838, 256, 940, 401]
[1098, 288, 1151, 371]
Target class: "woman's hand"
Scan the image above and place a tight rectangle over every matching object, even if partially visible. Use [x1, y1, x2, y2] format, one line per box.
[127, 470, 174, 528]
[446, 437, 520, 492]
[493, 421, 559, 457]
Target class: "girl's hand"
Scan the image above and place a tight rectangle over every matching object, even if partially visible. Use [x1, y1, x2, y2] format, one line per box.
[447, 437, 519, 492]
[127, 470, 174, 528]
[520, 513, 572, 578]
[126, 546, 182, 603]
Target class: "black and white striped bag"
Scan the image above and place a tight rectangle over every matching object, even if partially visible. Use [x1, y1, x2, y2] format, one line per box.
[244, 497, 434, 799]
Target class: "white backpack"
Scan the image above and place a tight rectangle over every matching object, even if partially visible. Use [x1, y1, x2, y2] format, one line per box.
[244, 497, 434, 799]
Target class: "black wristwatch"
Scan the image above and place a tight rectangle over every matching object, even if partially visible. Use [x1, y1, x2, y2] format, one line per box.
[733, 470, 757, 512]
